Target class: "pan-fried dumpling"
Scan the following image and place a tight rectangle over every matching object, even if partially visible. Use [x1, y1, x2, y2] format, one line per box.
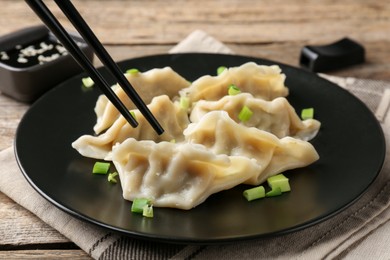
[94, 67, 190, 134]
[190, 93, 321, 141]
[111, 138, 261, 210]
[72, 95, 189, 160]
[180, 62, 288, 103]
[184, 111, 319, 185]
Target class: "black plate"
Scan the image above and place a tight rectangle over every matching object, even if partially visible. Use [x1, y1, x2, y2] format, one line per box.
[15, 53, 385, 244]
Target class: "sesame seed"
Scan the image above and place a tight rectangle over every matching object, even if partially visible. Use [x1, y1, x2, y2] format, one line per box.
[0, 51, 10, 60]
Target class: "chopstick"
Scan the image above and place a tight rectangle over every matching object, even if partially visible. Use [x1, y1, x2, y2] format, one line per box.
[25, 0, 164, 135]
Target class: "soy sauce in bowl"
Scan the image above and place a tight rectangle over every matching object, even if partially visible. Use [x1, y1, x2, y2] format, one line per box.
[0, 25, 93, 103]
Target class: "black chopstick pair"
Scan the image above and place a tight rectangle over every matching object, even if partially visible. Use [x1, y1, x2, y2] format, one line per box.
[25, 0, 164, 135]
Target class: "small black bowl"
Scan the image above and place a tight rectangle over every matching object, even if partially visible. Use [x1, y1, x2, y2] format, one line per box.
[0, 25, 93, 103]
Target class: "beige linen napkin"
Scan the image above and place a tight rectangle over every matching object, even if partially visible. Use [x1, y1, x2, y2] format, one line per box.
[1, 30, 390, 259]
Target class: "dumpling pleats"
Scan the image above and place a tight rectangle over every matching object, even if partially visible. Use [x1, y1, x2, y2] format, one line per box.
[94, 67, 190, 134]
[112, 139, 261, 210]
[190, 93, 321, 141]
[72, 95, 189, 160]
[180, 62, 288, 103]
[184, 111, 319, 185]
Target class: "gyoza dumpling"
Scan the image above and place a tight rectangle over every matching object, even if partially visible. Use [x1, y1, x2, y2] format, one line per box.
[94, 67, 190, 134]
[72, 95, 189, 160]
[190, 93, 321, 141]
[111, 138, 262, 210]
[180, 62, 288, 103]
[184, 111, 319, 185]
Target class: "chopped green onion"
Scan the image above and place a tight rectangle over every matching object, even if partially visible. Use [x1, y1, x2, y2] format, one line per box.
[228, 84, 241, 96]
[238, 105, 253, 122]
[126, 68, 139, 75]
[244, 174, 291, 202]
[130, 110, 137, 120]
[92, 162, 110, 175]
[267, 174, 291, 192]
[217, 66, 227, 75]
[301, 108, 314, 120]
[131, 198, 152, 214]
[266, 187, 282, 197]
[107, 172, 119, 184]
[180, 96, 190, 110]
[142, 204, 154, 218]
[243, 186, 265, 201]
[82, 77, 94, 88]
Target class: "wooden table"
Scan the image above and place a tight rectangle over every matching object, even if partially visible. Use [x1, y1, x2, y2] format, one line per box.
[1, 0, 389, 258]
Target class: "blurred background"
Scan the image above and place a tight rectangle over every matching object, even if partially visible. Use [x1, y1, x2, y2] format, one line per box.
[1, 0, 389, 80]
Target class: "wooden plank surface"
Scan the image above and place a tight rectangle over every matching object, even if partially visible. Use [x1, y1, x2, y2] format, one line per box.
[0, 0, 389, 80]
[1, 0, 389, 44]
[0, 0, 389, 258]
[0, 250, 90, 259]
[0, 194, 68, 245]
